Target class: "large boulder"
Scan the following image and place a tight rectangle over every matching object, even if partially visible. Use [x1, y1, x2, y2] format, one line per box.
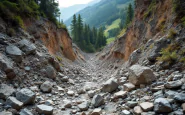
[92, 94, 104, 107]
[36, 104, 53, 115]
[0, 53, 16, 79]
[6, 45, 22, 63]
[5, 96, 23, 110]
[101, 77, 118, 93]
[154, 98, 172, 113]
[16, 88, 36, 105]
[40, 81, 52, 93]
[129, 65, 156, 85]
[147, 37, 170, 62]
[17, 39, 36, 55]
[0, 84, 15, 99]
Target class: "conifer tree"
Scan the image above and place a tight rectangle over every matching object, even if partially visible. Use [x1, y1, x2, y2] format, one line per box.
[71, 14, 77, 42]
[125, 3, 134, 28]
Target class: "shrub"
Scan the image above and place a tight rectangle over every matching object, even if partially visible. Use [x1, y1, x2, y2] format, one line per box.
[143, 0, 156, 19]
[7, 28, 16, 36]
[167, 29, 177, 39]
[56, 56, 62, 62]
[13, 16, 24, 28]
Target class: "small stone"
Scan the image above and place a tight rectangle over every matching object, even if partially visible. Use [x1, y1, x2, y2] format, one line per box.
[36, 104, 53, 115]
[67, 90, 75, 96]
[154, 98, 172, 113]
[123, 83, 135, 91]
[24, 66, 31, 72]
[20, 108, 33, 115]
[182, 103, 185, 112]
[78, 101, 89, 111]
[45, 65, 56, 80]
[91, 108, 102, 115]
[164, 80, 183, 89]
[101, 77, 118, 93]
[113, 91, 127, 99]
[63, 100, 72, 108]
[92, 95, 104, 107]
[0, 84, 15, 99]
[57, 86, 64, 91]
[61, 76, 69, 82]
[16, 88, 36, 105]
[6, 97, 23, 110]
[134, 106, 143, 115]
[45, 100, 54, 106]
[121, 110, 131, 115]
[139, 102, 154, 112]
[87, 90, 95, 98]
[126, 101, 138, 108]
[40, 81, 52, 93]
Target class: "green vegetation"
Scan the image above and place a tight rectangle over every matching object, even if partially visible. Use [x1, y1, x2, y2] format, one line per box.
[107, 37, 115, 45]
[65, 0, 134, 28]
[123, 3, 134, 28]
[167, 29, 177, 39]
[172, 0, 185, 26]
[0, 0, 66, 30]
[71, 14, 107, 53]
[143, 0, 156, 20]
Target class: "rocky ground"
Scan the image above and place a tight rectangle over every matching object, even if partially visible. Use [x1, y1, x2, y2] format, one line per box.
[0, 30, 185, 115]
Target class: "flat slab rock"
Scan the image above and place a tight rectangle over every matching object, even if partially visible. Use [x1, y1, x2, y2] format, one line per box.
[36, 104, 53, 115]
[139, 102, 154, 112]
[0, 84, 15, 99]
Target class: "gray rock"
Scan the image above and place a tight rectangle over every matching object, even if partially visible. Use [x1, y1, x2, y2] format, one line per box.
[154, 98, 172, 113]
[61, 76, 69, 82]
[141, 112, 155, 115]
[174, 93, 185, 102]
[6, 45, 22, 63]
[101, 77, 118, 93]
[78, 101, 89, 111]
[5, 96, 23, 110]
[16, 88, 36, 105]
[20, 108, 33, 115]
[91, 108, 102, 115]
[0, 54, 16, 79]
[36, 104, 53, 115]
[128, 49, 141, 66]
[17, 39, 36, 55]
[148, 37, 169, 62]
[121, 110, 131, 115]
[165, 90, 178, 98]
[127, 101, 138, 108]
[92, 95, 104, 107]
[129, 65, 156, 85]
[45, 65, 56, 80]
[164, 80, 183, 89]
[40, 81, 52, 93]
[134, 106, 143, 115]
[123, 82, 135, 91]
[0, 84, 15, 99]
[139, 102, 154, 112]
[0, 111, 13, 115]
[87, 90, 95, 98]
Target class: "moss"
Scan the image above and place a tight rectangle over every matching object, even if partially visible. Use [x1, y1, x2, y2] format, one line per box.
[56, 56, 62, 62]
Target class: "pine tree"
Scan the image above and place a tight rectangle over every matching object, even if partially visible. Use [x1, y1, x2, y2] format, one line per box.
[77, 14, 83, 42]
[125, 3, 134, 28]
[71, 14, 77, 42]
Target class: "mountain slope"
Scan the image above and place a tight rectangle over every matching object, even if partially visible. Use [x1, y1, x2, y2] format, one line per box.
[60, 0, 101, 21]
[65, 0, 134, 28]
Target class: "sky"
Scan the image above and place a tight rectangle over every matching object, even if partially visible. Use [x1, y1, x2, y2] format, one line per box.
[58, 0, 94, 8]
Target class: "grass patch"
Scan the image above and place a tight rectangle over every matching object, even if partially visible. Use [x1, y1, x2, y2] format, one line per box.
[117, 29, 126, 38]
[104, 18, 121, 37]
[107, 37, 115, 44]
